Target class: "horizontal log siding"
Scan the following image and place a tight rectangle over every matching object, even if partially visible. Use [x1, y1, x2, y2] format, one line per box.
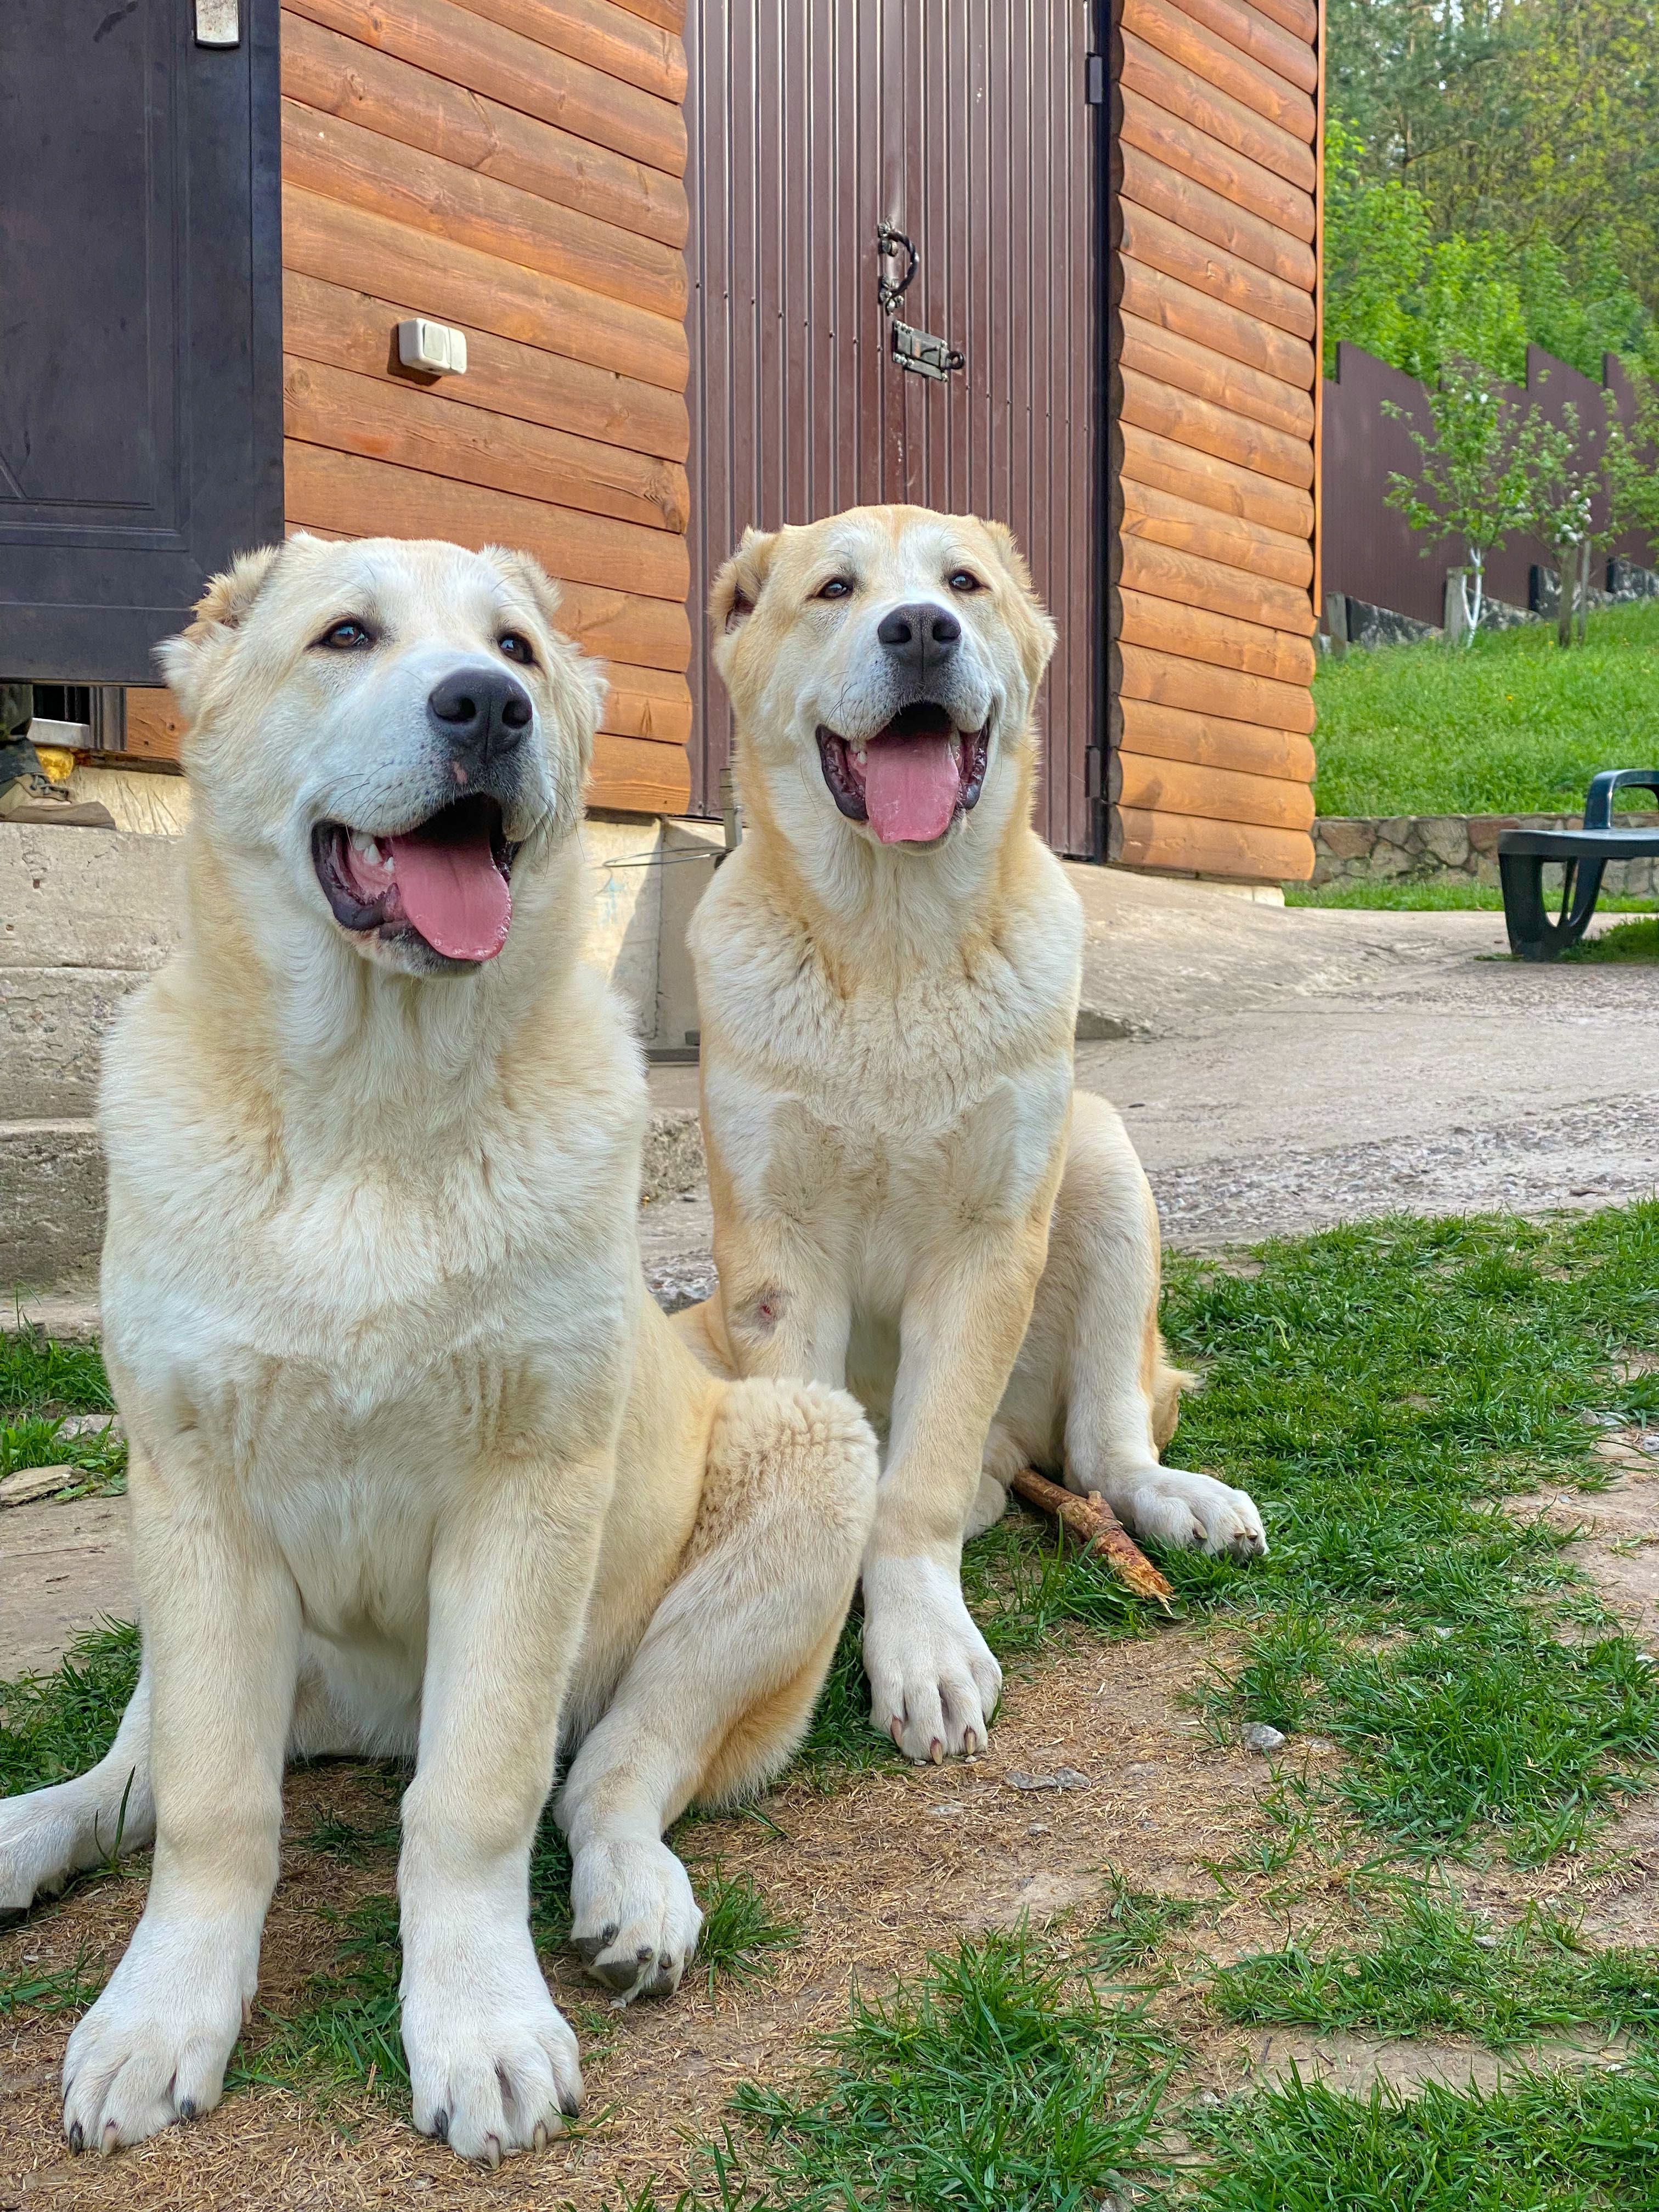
[283, 0, 691, 812]
[129, 0, 692, 815]
[1109, 0, 1320, 881]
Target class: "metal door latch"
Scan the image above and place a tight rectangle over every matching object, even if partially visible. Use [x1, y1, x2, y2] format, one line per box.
[875, 222, 965, 382]
[889, 321, 966, 381]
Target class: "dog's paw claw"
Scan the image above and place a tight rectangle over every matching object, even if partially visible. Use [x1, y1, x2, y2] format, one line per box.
[569, 1836, 701, 2004]
[864, 1562, 1003, 1763]
[1110, 1468, 1267, 1559]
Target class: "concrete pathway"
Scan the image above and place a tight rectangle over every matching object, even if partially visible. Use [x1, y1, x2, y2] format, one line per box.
[639, 867, 1659, 1291]
[1067, 870, 1659, 1244]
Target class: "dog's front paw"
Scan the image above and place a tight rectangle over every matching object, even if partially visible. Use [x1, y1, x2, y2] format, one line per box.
[402, 1927, 580, 2165]
[569, 1834, 702, 2001]
[1107, 1466, 1267, 1559]
[0, 1785, 83, 1919]
[862, 1556, 1002, 1762]
[63, 1916, 252, 2152]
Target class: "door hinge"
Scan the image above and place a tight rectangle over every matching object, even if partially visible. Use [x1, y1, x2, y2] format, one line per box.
[1084, 53, 1107, 105]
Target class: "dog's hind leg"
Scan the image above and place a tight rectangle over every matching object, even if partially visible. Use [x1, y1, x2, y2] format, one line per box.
[0, 1664, 156, 1918]
[1043, 1092, 1266, 1560]
[555, 1378, 877, 2002]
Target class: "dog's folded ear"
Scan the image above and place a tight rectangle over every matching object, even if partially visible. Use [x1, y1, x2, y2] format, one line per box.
[710, 528, 777, 641]
[980, 521, 1058, 688]
[487, 545, 563, 634]
[155, 542, 288, 718]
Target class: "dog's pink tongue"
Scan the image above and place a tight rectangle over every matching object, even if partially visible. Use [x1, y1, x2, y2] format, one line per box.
[863, 733, 961, 844]
[386, 823, 511, 961]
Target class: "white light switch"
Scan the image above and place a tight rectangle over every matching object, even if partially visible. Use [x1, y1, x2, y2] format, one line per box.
[195, 0, 240, 45]
[396, 320, 469, 377]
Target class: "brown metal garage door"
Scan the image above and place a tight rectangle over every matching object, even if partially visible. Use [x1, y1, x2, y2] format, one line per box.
[685, 1, 1104, 856]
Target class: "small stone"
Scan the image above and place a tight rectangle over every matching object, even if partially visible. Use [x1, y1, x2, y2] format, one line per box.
[1316, 819, 1373, 862]
[1420, 816, 1472, 868]
[1474, 1934, 1500, 1950]
[1026, 1821, 1052, 1836]
[0, 1463, 76, 1506]
[58, 1412, 122, 1442]
[1242, 1723, 1286, 1754]
[1005, 1767, 1093, 1792]
[1075, 1009, 1136, 1042]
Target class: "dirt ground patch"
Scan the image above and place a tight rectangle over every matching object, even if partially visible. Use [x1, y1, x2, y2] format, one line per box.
[2, 1624, 1288, 2210]
[12, 1590, 1648, 2210]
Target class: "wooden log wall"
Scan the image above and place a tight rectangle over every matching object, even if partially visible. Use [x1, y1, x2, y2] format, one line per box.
[1108, 0, 1322, 882]
[127, 0, 693, 816]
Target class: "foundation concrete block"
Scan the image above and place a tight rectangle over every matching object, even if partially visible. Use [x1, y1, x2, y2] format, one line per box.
[0, 1119, 105, 1293]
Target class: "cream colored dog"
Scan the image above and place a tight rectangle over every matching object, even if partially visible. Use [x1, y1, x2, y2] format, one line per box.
[0, 538, 877, 2164]
[678, 505, 1264, 1766]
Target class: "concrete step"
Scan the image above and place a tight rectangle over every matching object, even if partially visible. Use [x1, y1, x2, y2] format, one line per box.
[1, 1118, 105, 1295]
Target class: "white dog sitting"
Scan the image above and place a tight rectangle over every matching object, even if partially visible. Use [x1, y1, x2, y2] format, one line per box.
[0, 537, 877, 2165]
[677, 506, 1266, 1766]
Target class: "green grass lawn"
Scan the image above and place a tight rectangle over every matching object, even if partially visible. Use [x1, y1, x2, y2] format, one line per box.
[0, 1325, 126, 1502]
[1285, 879, 1658, 915]
[1311, 599, 1659, 819]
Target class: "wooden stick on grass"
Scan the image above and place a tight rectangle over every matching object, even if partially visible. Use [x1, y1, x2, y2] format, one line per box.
[1008, 1466, 1177, 1612]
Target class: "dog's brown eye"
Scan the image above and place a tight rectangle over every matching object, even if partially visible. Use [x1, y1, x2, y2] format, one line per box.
[498, 631, 535, 666]
[816, 577, 853, 601]
[947, 569, 983, 594]
[315, 617, 374, 650]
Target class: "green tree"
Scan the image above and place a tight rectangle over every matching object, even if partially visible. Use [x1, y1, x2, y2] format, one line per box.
[1385, 355, 1542, 639]
[1602, 373, 1659, 567]
[1322, 118, 1429, 376]
[1328, 0, 1659, 328]
[1521, 379, 1659, 645]
[1523, 402, 1602, 645]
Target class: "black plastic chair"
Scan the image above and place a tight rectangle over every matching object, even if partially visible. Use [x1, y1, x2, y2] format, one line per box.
[1496, 770, 1659, 961]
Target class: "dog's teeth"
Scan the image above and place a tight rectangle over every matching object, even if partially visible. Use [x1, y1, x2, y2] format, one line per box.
[851, 742, 867, 764]
[349, 831, 387, 869]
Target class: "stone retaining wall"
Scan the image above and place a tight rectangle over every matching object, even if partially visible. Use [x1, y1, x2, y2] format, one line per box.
[1313, 813, 1659, 895]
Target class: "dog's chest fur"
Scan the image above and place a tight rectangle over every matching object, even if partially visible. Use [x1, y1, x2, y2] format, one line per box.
[697, 851, 1080, 1311]
[98, 979, 641, 1645]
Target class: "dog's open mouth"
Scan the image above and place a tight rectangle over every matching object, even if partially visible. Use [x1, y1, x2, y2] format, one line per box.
[312, 794, 517, 963]
[817, 703, 990, 844]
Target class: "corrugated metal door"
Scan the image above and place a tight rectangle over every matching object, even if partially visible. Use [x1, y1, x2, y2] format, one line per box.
[685, 1, 1102, 855]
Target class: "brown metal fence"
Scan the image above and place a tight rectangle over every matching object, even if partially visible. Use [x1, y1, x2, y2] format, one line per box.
[1321, 341, 1651, 631]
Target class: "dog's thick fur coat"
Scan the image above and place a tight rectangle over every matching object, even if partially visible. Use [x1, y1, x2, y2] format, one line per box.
[0, 539, 877, 2164]
[677, 506, 1264, 1763]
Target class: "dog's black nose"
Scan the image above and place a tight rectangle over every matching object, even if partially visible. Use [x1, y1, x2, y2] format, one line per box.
[876, 602, 962, 673]
[427, 667, 532, 761]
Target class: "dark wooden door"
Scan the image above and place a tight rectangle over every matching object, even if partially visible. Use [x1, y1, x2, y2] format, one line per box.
[0, 0, 284, 684]
[685, 1, 1104, 855]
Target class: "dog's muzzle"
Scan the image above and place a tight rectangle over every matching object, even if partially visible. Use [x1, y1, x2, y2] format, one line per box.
[312, 791, 521, 963]
[816, 701, 990, 845]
